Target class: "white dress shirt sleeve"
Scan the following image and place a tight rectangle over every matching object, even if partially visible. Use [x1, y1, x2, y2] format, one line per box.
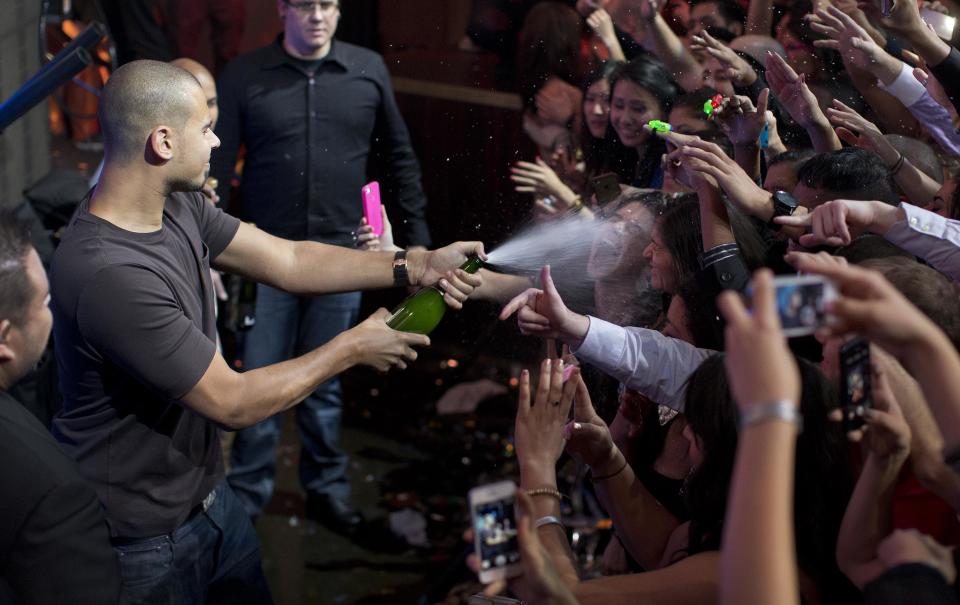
[572, 316, 715, 411]
[885, 203, 960, 282]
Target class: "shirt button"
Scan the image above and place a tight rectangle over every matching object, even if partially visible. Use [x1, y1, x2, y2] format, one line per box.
[310, 111, 316, 118]
[923, 224, 931, 232]
[910, 217, 918, 226]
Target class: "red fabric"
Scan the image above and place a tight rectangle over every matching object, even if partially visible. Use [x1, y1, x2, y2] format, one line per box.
[893, 472, 960, 546]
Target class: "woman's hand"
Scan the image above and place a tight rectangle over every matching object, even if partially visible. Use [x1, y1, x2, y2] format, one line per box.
[690, 30, 758, 87]
[830, 362, 912, 463]
[511, 158, 579, 206]
[515, 359, 579, 480]
[354, 206, 399, 252]
[562, 374, 620, 473]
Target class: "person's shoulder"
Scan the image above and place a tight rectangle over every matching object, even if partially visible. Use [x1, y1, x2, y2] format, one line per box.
[0, 400, 78, 490]
[220, 43, 280, 80]
[335, 41, 386, 69]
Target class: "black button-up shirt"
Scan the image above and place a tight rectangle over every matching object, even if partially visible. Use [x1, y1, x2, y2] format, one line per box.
[211, 37, 431, 247]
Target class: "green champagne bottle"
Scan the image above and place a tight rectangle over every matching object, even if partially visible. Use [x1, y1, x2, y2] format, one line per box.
[386, 256, 484, 334]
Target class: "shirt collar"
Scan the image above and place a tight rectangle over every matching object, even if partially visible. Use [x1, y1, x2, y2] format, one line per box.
[262, 34, 348, 72]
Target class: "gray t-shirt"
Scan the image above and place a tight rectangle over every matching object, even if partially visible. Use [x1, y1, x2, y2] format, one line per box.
[50, 191, 240, 539]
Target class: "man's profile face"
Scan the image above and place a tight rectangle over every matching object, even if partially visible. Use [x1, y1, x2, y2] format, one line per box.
[279, 0, 341, 55]
[172, 87, 220, 192]
[1, 249, 52, 385]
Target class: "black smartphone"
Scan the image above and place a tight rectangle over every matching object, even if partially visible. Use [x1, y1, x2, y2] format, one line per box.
[592, 172, 621, 205]
[840, 338, 872, 433]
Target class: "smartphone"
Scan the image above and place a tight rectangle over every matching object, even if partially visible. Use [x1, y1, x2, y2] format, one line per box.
[469, 480, 521, 584]
[921, 8, 956, 41]
[759, 275, 837, 337]
[361, 181, 383, 236]
[840, 338, 872, 433]
[592, 172, 621, 205]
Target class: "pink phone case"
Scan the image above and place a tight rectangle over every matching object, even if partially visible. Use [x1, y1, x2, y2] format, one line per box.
[362, 181, 383, 236]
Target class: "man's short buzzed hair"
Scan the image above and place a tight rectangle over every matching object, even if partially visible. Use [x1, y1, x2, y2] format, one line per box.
[0, 209, 34, 326]
[99, 60, 202, 159]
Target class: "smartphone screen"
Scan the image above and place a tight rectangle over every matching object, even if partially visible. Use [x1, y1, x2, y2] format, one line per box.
[840, 338, 872, 432]
[749, 275, 836, 337]
[592, 172, 621, 205]
[473, 497, 520, 575]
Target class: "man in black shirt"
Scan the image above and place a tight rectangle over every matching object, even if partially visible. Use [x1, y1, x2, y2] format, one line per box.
[0, 211, 126, 604]
[210, 0, 433, 528]
[50, 60, 482, 603]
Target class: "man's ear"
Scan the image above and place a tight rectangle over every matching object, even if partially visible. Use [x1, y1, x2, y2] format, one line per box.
[148, 125, 176, 161]
[0, 320, 14, 363]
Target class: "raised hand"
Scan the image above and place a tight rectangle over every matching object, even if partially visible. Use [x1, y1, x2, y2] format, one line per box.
[714, 89, 771, 147]
[671, 137, 774, 219]
[809, 6, 888, 73]
[825, 100, 898, 164]
[830, 363, 911, 460]
[764, 51, 827, 130]
[563, 374, 619, 471]
[515, 359, 578, 474]
[717, 269, 801, 410]
[690, 30, 758, 87]
[511, 158, 579, 206]
[499, 266, 591, 345]
[587, 8, 617, 43]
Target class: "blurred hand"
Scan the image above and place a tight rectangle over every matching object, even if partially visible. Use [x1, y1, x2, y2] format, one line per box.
[829, 363, 911, 460]
[536, 78, 582, 126]
[714, 89, 771, 147]
[877, 529, 957, 585]
[690, 31, 758, 86]
[717, 269, 802, 410]
[210, 269, 228, 302]
[511, 158, 578, 205]
[201, 180, 220, 206]
[858, 0, 926, 36]
[515, 359, 578, 474]
[587, 8, 617, 42]
[345, 308, 430, 371]
[784, 255, 942, 358]
[499, 266, 590, 345]
[809, 6, 889, 74]
[825, 100, 898, 163]
[774, 199, 901, 247]
[418, 242, 486, 309]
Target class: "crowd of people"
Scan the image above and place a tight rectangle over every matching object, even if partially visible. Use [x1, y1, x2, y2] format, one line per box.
[5, 0, 960, 603]
[449, 0, 960, 603]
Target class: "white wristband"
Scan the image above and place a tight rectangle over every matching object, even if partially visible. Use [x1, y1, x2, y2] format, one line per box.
[738, 400, 802, 432]
[534, 515, 563, 529]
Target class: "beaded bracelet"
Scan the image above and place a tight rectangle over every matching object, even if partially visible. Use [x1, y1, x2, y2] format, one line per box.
[525, 487, 563, 501]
